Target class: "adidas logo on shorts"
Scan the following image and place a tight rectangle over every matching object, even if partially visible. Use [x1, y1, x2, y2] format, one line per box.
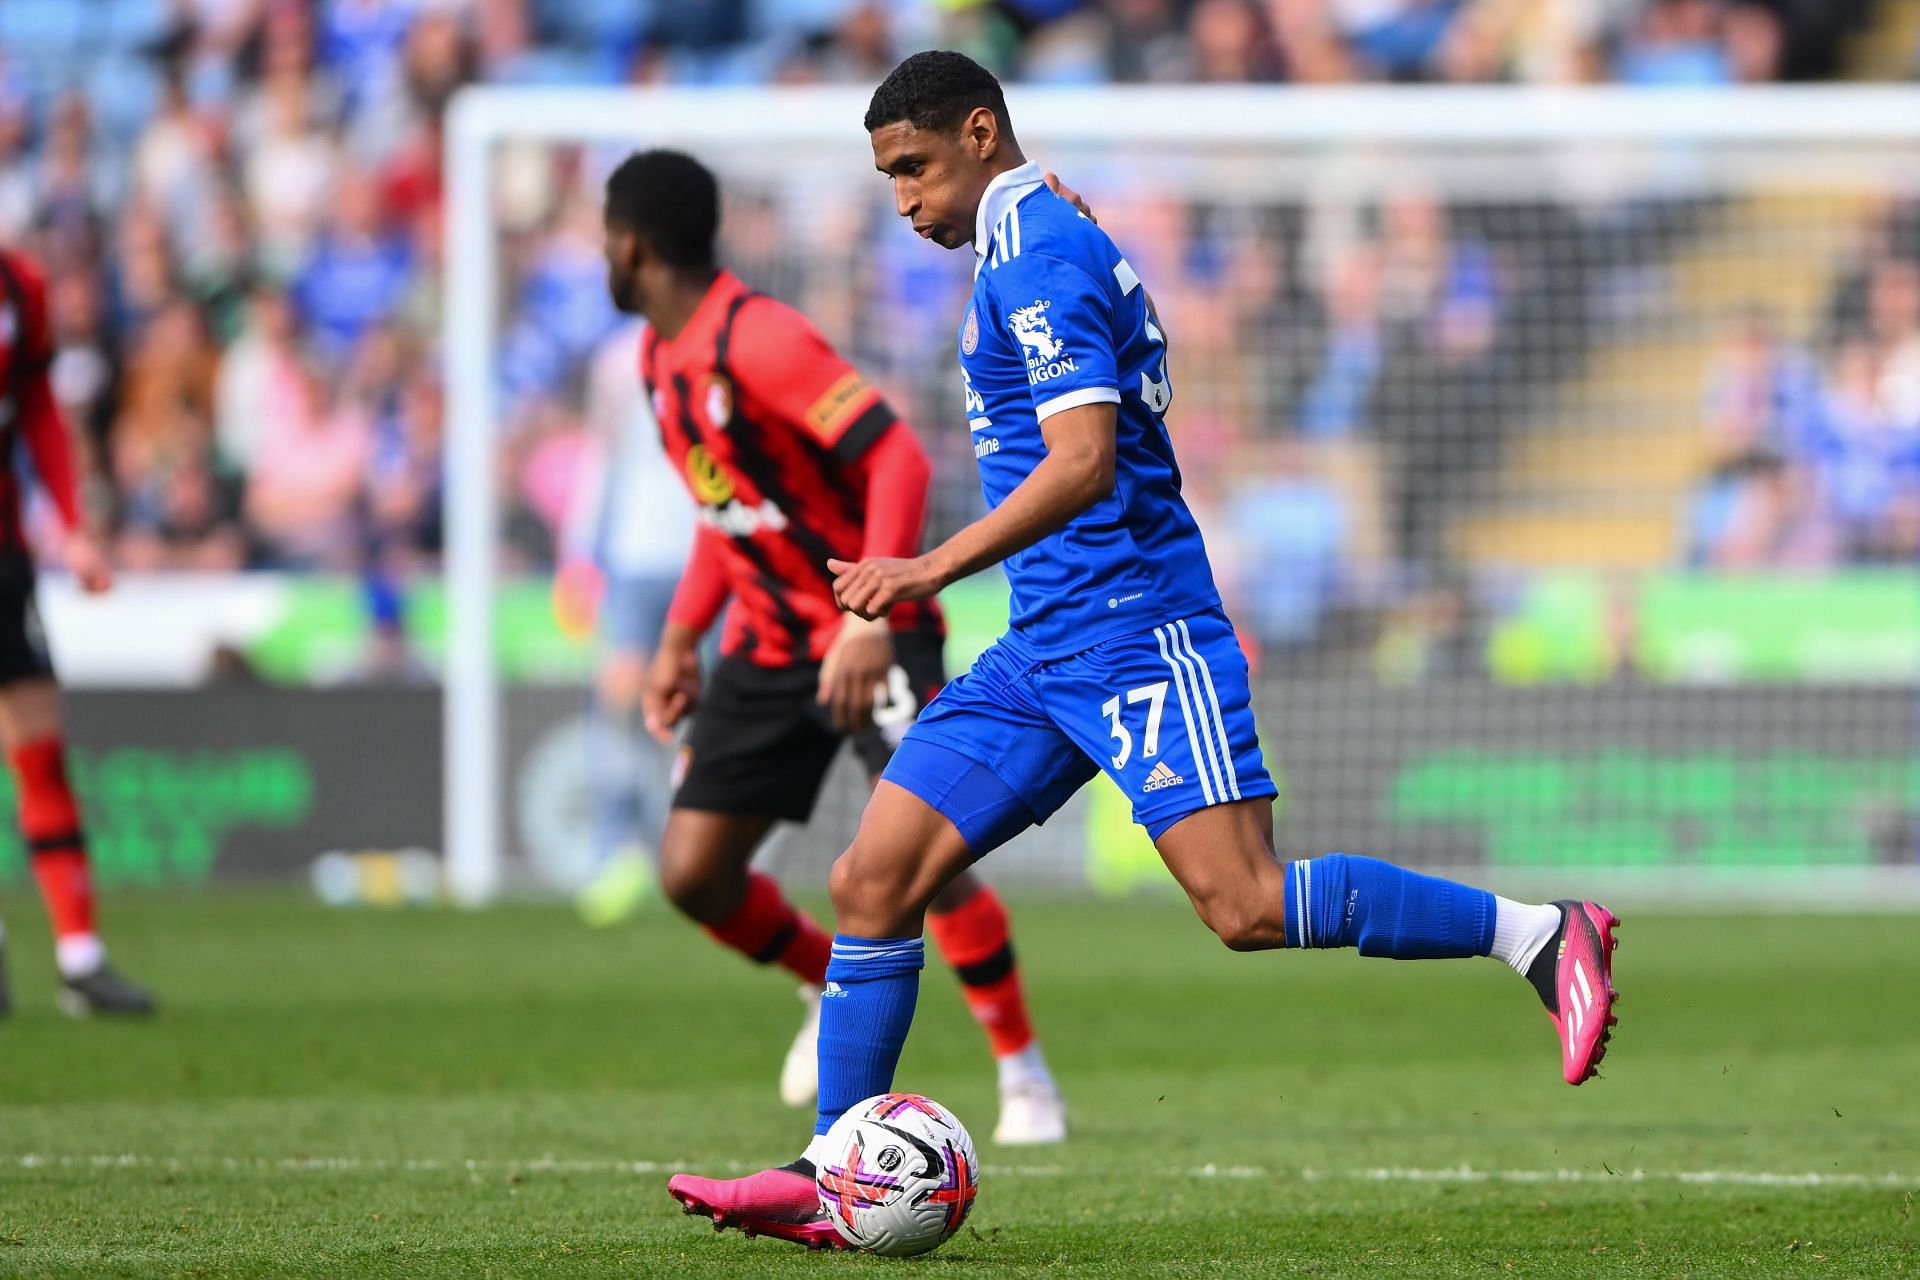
[1142, 760, 1184, 792]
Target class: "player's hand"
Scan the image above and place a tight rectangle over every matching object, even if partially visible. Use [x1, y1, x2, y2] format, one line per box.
[642, 627, 703, 743]
[1044, 172, 1097, 225]
[826, 555, 945, 622]
[816, 613, 893, 733]
[63, 531, 113, 594]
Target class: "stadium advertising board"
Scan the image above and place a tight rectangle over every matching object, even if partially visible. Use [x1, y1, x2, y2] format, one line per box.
[0, 690, 437, 888]
[39, 573, 1920, 688]
[5, 685, 1910, 897]
[699, 682, 1920, 900]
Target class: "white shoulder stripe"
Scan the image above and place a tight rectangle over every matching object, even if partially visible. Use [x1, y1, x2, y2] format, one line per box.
[984, 208, 1023, 270]
[1114, 259, 1141, 295]
[989, 208, 1021, 267]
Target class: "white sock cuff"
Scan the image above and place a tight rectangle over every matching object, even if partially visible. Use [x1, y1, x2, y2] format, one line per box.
[996, 1042, 1054, 1092]
[55, 934, 105, 980]
[1489, 899, 1561, 975]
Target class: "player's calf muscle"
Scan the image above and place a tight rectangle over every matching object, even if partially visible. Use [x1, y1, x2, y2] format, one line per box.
[1179, 860, 1290, 951]
[927, 868, 987, 916]
[1196, 892, 1290, 952]
[1155, 799, 1290, 952]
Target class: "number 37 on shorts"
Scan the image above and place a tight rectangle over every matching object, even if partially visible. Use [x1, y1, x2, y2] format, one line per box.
[1083, 613, 1276, 823]
[900, 608, 1278, 839]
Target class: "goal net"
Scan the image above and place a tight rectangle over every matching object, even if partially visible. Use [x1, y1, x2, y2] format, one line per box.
[444, 86, 1920, 907]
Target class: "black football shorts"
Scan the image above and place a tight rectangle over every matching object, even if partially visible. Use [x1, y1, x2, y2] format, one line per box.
[0, 551, 54, 687]
[672, 630, 946, 823]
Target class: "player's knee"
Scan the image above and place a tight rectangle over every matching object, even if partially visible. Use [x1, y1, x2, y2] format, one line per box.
[827, 851, 861, 915]
[656, 857, 710, 919]
[828, 845, 893, 919]
[1207, 911, 1274, 952]
[829, 841, 921, 934]
[656, 839, 729, 922]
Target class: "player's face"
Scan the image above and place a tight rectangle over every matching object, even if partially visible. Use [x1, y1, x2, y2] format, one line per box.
[870, 118, 990, 252]
[603, 220, 644, 315]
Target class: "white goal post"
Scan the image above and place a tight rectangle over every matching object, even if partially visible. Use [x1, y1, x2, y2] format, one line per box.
[444, 85, 1920, 907]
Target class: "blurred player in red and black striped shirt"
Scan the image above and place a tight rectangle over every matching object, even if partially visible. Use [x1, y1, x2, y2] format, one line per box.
[602, 151, 1063, 1143]
[0, 245, 153, 1017]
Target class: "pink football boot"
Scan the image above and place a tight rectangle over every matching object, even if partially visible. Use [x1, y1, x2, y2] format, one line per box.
[667, 1167, 853, 1251]
[1537, 900, 1620, 1085]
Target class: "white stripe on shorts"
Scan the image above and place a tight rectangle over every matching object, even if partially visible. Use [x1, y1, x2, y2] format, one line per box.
[1174, 618, 1241, 801]
[1155, 625, 1216, 807]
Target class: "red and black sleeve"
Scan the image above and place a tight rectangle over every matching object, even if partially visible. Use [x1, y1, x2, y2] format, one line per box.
[731, 298, 897, 462]
[2, 254, 80, 532]
[666, 524, 730, 634]
[851, 422, 931, 561]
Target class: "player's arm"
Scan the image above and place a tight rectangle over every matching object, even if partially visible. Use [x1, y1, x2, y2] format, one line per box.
[830, 403, 1116, 620]
[815, 421, 931, 729]
[833, 249, 1122, 620]
[644, 525, 729, 741]
[12, 267, 110, 594]
[731, 300, 912, 729]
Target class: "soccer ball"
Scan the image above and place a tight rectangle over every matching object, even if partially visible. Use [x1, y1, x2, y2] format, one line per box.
[814, 1092, 979, 1256]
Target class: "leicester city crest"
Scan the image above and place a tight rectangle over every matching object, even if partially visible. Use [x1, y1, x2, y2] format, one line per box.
[960, 306, 979, 356]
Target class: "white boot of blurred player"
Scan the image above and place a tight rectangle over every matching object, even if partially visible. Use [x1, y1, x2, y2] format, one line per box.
[993, 1044, 1067, 1145]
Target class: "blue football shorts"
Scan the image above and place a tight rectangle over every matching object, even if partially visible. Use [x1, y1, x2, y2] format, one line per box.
[881, 607, 1276, 858]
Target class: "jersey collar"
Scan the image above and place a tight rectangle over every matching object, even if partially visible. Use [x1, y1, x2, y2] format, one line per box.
[658, 268, 743, 350]
[972, 161, 1045, 269]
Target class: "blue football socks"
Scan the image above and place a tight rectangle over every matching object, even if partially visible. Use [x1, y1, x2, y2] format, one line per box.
[814, 934, 924, 1136]
[1283, 853, 1495, 959]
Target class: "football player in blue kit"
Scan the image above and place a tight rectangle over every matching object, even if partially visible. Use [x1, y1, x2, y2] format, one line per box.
[668, 51, 1621, 1249]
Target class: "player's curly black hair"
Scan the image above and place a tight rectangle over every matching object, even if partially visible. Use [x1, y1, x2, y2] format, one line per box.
[603, 149, 718, 268]
[863, 50, 1015, 141]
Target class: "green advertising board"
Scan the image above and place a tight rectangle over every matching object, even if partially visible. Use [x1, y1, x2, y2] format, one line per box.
[0, 691, 437, 890]
[0, 748, 313, 888]
[1493, 570, 1920, 684]
[245, 575, 1017, 684]
[238, 569, 1920, 687]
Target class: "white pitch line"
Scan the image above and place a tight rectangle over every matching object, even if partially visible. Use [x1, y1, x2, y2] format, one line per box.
[1325, 1167, 1918, 1189]
[2, 1155, 1913, 1189]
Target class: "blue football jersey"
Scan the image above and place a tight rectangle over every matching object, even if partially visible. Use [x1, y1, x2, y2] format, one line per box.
[958, 162, 1222, 658]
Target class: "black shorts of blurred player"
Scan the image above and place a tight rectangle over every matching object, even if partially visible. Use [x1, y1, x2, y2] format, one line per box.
[0, 551, 54, 688]
[658, 630, 956, 924]
[672, 629, 945, 826]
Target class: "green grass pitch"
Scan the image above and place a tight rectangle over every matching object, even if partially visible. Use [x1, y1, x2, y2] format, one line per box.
[0, 892, 1914, 1277]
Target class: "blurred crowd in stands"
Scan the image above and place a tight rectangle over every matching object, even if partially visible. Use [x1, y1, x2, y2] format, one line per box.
[0, 0, 1910, 665]
[1688, 200, 1920, 570]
